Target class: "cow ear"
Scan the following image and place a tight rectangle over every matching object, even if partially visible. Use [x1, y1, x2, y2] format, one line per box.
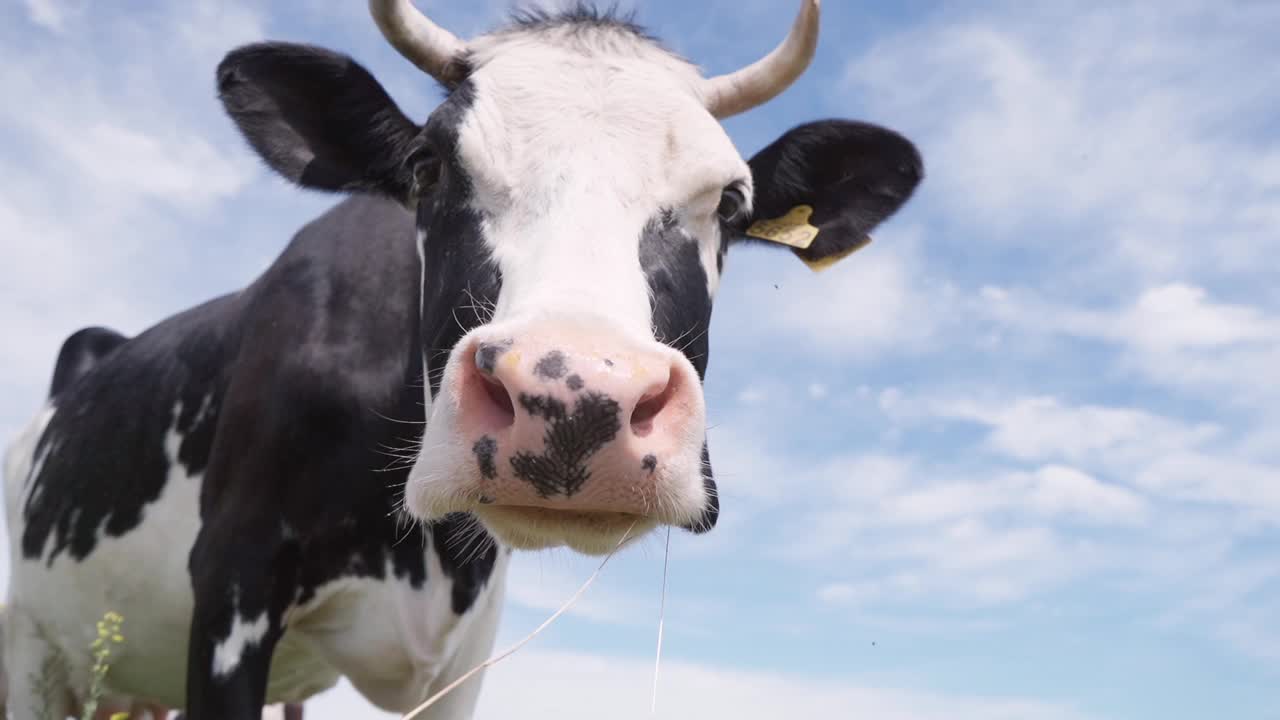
[217, 42, 424, 204]
[740, 120, 923, 270]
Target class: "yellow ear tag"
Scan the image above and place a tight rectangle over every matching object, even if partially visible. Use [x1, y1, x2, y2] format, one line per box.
[745, 205, 820, 250]
[801, 235, 873, 273]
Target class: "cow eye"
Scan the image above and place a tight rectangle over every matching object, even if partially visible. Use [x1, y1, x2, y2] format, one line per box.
[406, 145, 442, 196]
[717, 185, 749, 226]
[412, 156, 442, 196]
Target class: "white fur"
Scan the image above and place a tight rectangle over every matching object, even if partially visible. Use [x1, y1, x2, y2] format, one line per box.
[212, 601, 270, 678]
[459, 33, 747, 332]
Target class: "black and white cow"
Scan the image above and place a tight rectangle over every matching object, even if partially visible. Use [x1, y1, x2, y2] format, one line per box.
[3, 1, 922, 718]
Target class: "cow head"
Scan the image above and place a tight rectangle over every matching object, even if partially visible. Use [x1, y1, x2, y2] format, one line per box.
[216, 1, 922, 554]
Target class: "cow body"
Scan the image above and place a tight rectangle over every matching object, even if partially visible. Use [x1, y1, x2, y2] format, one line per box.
[5, 196, 505, 717]
[4, 3, 923, 717]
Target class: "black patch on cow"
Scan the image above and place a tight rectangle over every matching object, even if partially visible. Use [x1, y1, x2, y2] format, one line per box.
[475, 339, 511, 375]
[473, 436, 498, 480]
[534, 350, 568, 380]
[48, 326, 129, 399]
[22, 193, 502, 716]
[217, 44, 424, 203]
[431, 514, 500, 615]
[639, 211, 713, 378]
[683, 442, 719, 534]
[21, 298, 236, 565]
[510, 392, 622, 498]
[641, 454, 657, 474]
[604, 358, 614, 367]
[518, 393, 567, 422]
[417, 81, 506, 398]
[566, 374, 584, 392]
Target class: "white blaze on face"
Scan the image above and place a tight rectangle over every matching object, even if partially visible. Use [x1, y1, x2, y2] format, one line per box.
[457, 28, 750, 335]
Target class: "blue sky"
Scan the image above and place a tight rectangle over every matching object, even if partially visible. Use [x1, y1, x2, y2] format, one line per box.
[2, 1, 1278, 718]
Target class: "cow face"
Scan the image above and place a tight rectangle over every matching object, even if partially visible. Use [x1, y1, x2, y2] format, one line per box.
[217, 4, 922, 554]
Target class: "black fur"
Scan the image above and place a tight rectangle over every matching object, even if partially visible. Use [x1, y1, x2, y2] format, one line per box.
[534, 350, 569, 380]
[639, 212, 713, 378]
[474, 435, 499, 480]
[217, 43, 423, 202]
[738, 119, 924, 264]
[23, 299, 234, 565]
[413, 80, 506, 398]
[684, 442, 719, 534]
[47, 326, 129, 399]
[507, 3, 649, 40]
[510, 392, 622, 498]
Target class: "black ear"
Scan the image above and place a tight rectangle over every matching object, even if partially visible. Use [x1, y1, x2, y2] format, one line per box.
[217, 42, 423, 202]
[742, 120, 924, 267]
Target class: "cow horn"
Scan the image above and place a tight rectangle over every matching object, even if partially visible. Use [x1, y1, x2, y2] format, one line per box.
[369, 0, 466, 84]
[702, 0, 821, 119]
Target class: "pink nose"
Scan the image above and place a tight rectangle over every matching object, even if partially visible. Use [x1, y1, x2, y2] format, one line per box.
[452, 328, 698, 513]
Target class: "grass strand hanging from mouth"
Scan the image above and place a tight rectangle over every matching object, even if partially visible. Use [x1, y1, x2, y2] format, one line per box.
[651, 526, 672, 715]
[401, 520, 638, 720]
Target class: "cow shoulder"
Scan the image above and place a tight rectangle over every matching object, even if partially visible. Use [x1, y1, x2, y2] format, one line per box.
[196, 194, 422, 526]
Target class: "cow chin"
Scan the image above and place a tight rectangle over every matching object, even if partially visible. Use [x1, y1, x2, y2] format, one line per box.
[472, 506, 659, 555]
[403, 429, 712, 556]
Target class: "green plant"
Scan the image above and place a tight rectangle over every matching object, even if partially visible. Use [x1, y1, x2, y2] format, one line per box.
[80, 611, 125, 720]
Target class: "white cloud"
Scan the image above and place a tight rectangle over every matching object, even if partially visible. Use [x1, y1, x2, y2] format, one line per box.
[476, 649, 1090, 720]
[928, 394, 1220, 466]
[55, 122, 251, 209]
[984, 284, 1279, 354]
[771, 452, 1128, 607]
[884, 466, 1147, 528]
[843, 1, 1280, 279]
[0, 0, 274, 452]
[303, 649, 1092, 720]
[22, 0, 74, 32]
[758, 239, 943, 358]
[977, 282, 1280, 413]
[1015, 465, 1146, 521]
[1136, 453, 1280, 518]
[902, 391, 1280, 523]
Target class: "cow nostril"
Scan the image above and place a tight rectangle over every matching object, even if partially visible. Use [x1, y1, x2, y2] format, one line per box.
[480, 373, 515, 426]
[631, 376, 676, 438]
[468, 342, 516, 431]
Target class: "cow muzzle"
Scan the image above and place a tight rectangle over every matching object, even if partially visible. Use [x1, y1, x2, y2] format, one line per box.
[408, 318, 713, 554]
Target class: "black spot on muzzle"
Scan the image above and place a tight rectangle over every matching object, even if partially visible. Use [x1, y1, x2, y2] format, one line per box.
[510, 391, 621, 498]
[473, 435, 498, 480]
[534, 350, 568, 380]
